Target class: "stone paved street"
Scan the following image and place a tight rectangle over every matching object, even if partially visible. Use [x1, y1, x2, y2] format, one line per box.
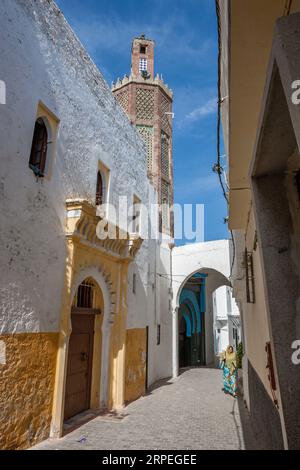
[32, 368, 260, 450]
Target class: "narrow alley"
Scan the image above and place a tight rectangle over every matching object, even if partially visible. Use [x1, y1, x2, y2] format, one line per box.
[32, 368, 259, 451]
[2, 0, 300, 454]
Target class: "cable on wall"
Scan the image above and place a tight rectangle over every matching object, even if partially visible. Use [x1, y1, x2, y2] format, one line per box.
[215, 0, 236, 279]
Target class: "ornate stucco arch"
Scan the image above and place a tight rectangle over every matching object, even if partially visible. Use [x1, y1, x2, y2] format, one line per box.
[50, 200, 143, 438]
[70, 265, 115, 409]
[50, 265, 115, 438]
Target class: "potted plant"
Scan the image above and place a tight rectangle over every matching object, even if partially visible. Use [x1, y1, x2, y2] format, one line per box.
[236, 342, 244, 369]
[236, 342, 244, 394]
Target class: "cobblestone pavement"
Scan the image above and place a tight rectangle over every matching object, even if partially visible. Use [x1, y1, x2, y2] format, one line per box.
[32, 368, 259, 450]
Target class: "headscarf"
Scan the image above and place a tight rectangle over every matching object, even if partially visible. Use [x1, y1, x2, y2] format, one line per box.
[220, 345, 237, 374]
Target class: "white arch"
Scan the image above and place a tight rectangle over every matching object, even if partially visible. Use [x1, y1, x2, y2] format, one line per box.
[171, 240, 231, 377]
[175, 266, 231, 309]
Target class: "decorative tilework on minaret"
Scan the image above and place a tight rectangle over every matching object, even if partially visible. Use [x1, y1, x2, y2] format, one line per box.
[112, 35, 174, 237]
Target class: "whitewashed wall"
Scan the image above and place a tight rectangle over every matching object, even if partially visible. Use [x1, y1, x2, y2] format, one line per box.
[0, 0, 173, 383]
[213, 285, 241, 355]
[0, 0, 143, 328]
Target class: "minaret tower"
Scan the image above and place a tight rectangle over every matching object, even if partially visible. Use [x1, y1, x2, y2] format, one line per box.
[112, 35, 174, 236]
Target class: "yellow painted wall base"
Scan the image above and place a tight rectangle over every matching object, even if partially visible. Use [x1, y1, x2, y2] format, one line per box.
[0, 332, 58, 449]
[125, 328, 146, 403]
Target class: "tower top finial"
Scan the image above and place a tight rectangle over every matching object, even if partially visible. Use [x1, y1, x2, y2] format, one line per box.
[133, 34, 155, 44]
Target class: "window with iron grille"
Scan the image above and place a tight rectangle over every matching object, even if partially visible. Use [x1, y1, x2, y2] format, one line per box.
[245, 249, 255, 303]
[139, 58, 147, 73]
[95, 171, 104, 205]
[76, 280, 94, 308]
[29, 118, 48, 176]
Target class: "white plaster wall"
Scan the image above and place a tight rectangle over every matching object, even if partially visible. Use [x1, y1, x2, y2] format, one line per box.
[213, 285, 241, 356]
[231, 296, 240, 316]
[215, 324, 229, 355]
[220, 326, 229, 353]
[126, 236, 173, 386]
[0, 0, 153, 335]
[213, 286, 229, 357]
[213, 285, 228, 319]
[156, 243, 173, 380]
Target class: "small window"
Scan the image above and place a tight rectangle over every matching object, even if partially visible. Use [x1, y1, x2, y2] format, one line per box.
[139, 58, 147, 73]
[140, 45, 146, 54]
[95, 171, 103, 205]
[29, 118, 48, 176]
[133, 273, 136, 294]
[76, 280, 94, 308]
[157, 324, 161, 345]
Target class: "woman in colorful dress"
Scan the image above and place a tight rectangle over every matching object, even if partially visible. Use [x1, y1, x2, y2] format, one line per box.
[219, 345, 237, 397]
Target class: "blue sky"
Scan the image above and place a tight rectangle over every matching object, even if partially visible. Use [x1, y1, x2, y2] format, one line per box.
[56, 0, 228, 243]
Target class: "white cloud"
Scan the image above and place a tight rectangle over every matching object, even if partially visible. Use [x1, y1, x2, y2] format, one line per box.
[185, 97, 217, 122]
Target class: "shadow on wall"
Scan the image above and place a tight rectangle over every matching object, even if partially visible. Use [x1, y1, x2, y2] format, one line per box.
[237, 361, 284, 450]
[236, 397, 267, 450]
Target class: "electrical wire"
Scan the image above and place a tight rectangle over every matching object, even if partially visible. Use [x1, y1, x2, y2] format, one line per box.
[152, 272, 207, 285]
[214, 0, 229, 206]
[215, 0, 235, 279]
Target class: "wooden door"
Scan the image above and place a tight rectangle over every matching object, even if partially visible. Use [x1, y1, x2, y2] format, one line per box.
[64, 312, 95, 420]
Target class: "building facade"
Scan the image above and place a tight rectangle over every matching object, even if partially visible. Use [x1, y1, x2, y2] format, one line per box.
[218, 0, 300, 450]
[0, 0, 173, 449]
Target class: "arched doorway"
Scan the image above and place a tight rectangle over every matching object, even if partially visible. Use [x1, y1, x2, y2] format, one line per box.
[178, 272, 207, 368]
[175, 268, 232, 373]
[64, 278, 103, 420]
